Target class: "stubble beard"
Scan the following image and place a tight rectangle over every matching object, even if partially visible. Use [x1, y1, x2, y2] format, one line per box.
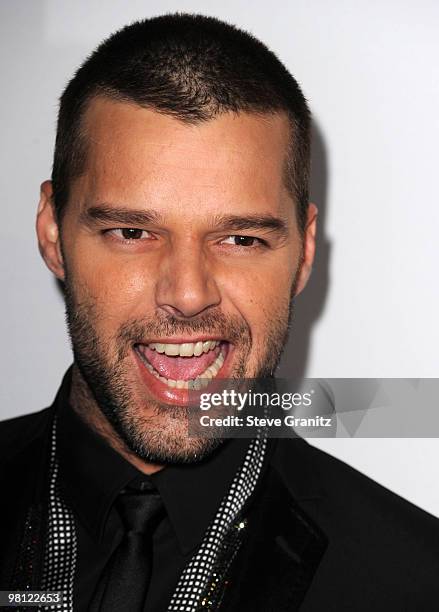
[64, 276, 296, 466]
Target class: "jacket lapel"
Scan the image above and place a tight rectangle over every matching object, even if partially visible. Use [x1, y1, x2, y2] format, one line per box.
[219, 466, 327, 611]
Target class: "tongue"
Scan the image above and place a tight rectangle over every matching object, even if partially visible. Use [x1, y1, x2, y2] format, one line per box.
[140, 345, 220, 381]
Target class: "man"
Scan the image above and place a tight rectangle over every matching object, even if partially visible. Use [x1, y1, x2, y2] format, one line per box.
[0, 13, 438, 612]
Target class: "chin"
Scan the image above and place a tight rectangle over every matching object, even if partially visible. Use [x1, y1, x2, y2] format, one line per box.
[105, 401, 225, 465]
[126, 423, 225, 465]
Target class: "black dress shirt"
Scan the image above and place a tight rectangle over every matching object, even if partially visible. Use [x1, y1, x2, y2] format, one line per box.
[55, 377, 251, 612]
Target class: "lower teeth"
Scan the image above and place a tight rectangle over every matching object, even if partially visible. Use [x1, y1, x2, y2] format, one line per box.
[141, 350, 224, 389]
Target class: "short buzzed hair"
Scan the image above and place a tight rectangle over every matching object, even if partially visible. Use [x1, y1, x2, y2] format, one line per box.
[52, 13, 311, 230]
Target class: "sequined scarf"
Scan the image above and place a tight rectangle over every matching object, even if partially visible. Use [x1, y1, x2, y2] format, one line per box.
[32, 417, 267, 611]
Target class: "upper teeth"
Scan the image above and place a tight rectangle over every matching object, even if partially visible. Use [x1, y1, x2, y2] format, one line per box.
[148, 340, 220, 357]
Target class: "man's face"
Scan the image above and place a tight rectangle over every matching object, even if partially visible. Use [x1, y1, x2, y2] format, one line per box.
[38, 98, 316, 464]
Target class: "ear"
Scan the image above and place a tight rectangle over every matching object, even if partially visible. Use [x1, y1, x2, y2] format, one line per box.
[294, 203, 318, 297]
[36, 180, 65, 281]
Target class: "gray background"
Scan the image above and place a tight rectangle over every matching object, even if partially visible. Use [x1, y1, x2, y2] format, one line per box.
[1, 1, 438, 515]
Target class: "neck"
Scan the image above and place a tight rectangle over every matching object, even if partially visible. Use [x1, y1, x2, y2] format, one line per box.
[69, 363, 164, 475]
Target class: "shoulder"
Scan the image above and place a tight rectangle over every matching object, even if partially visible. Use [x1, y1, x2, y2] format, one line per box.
[0, 408, 52, 464]
[272, 437, 439, 603]
[273, 436, 439, 534]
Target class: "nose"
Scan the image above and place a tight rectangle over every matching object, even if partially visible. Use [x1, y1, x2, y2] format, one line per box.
[155, 240, 221, 319]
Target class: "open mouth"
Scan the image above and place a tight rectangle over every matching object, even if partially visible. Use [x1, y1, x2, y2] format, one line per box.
[134, 339, 230, 391]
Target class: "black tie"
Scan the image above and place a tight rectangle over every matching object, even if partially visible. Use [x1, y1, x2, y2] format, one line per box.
[89, 478, 164, 612]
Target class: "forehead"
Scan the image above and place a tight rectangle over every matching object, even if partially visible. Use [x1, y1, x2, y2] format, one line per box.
[75, 97, 292, 217]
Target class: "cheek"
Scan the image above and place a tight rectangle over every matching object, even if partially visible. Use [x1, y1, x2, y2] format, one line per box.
[68, 245, 156, 319]
[224, 261, 294, 336]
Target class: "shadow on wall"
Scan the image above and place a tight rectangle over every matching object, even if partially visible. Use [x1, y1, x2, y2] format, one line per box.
[277, 121, 331, 379]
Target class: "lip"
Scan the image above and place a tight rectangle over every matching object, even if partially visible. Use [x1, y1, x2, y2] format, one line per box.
[135, 336, 229, 345]
[133, 341, 234, 406]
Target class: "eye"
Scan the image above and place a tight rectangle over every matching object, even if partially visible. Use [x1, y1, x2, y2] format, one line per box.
[107, 228, 152, 241]
[221, 235, 264, 247]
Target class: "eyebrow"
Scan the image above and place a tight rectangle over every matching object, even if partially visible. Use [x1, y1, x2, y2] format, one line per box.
[79, 205, 164, 227]
[211, 213, 289, 237]
[80, 205, 289, 237]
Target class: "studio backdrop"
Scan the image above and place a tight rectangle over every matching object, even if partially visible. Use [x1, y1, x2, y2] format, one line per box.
[1, 1, 438, 515]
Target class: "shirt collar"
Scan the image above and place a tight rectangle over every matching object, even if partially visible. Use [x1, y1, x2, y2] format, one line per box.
[56, 371, 141, 542]
[150, 437, 250, 554]
[55, 368, 251, 554]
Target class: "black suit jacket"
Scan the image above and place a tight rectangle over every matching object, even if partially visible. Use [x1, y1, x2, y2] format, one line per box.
[1, 401, 439, 611]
